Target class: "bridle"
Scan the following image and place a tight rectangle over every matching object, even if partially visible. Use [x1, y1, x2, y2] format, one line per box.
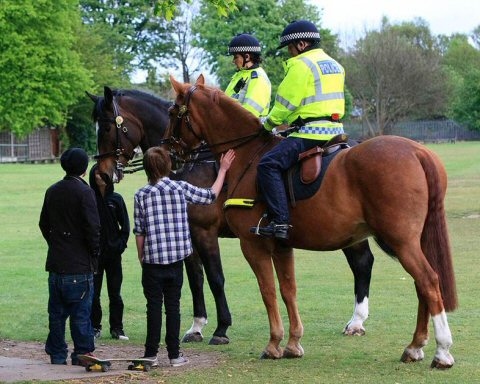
[94, 95, 143, 175]
[169, 85, 262, 160]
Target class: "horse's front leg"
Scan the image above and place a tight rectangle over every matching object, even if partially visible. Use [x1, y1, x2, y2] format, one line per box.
[242, 240, 284, 359]
[342, 240, 374, 336]
[272, 244, 304, 358]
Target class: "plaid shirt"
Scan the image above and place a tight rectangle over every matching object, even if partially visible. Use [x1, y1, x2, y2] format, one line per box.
[133, 177, 216, 264]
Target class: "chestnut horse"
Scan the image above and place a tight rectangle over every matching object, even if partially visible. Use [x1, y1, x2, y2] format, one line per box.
[87, 86, 376, 343]
[166, 75, 457, 369]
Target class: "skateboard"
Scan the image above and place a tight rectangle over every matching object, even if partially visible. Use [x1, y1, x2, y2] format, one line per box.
[77, 354, 157, 372]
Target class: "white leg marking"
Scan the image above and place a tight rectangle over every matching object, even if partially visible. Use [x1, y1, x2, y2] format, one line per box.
[432, 311, 454, 365]
[186, 316, 208, 335]
[344, 297, 368, 335]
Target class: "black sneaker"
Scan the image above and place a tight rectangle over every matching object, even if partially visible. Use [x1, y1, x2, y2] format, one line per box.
[250, 222, 290, 240]
[111, 329, 129, 340]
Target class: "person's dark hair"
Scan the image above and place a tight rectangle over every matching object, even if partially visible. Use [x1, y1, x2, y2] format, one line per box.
[143, 147, 171, 185]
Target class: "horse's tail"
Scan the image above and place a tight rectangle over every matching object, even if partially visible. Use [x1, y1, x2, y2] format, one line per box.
[419, 150, 458, 312]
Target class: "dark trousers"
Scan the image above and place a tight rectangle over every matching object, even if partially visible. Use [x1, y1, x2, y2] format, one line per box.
[45, 272, 94, 364]
[91, 252, 124, 332]
[257, 137, 320, 224]
[142, 260, 184, 359]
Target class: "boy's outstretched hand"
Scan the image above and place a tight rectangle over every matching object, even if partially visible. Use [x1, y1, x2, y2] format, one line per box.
[219, 149, 236, 172]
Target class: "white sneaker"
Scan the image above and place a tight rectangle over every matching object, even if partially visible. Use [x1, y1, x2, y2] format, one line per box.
[111, 329, 129, 340]
[142, 356, 158, 367]
[170, 353, 188, 367]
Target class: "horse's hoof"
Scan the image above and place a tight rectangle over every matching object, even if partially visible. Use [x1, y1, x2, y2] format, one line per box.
[260, 347, 283, 359]
[400, 348, 424, 363]
[343, 327, 365, 336]
[283, 345, 304, 358]
[182, 332, 203, 343]
[430, 358, 454, 369]
[209, 336, 229, 345]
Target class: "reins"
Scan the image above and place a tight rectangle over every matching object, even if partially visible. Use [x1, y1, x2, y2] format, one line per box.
[169, 85, 264, 159]
[170, 84, 274, 199]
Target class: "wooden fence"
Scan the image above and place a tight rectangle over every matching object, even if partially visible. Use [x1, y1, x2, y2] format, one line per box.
[0, 128, 59, 163]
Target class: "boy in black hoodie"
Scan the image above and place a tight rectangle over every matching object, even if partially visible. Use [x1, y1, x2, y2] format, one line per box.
[89, 164, 130, 340]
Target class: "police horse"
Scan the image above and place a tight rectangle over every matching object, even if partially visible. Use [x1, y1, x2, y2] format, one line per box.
[165, 74, 457, 368]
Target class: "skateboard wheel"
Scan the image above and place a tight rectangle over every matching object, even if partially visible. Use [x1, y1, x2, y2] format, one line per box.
[128, 364, 134, 370]
[85, 365, 91, 372]
[143, 364, 150, 372]
[101, 365, 109, 372]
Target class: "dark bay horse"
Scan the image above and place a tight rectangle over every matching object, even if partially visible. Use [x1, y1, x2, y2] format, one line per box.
[87, 86, 375, 343]
[166, 75, 457, 369]
[88, 87, 232, 345]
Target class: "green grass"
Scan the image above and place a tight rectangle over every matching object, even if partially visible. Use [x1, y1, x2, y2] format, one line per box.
[1, 141, 479, 383]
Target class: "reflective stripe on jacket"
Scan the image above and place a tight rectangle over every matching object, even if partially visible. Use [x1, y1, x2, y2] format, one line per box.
[264, 48, 345, 140]
[225, 67, 271, 117]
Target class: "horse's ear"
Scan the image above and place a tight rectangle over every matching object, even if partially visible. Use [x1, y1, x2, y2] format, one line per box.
[170, 75, 183, 94]
[195, 74, 205, 86]
[104, 86, 114, 106]
[85, 91, 99, 103]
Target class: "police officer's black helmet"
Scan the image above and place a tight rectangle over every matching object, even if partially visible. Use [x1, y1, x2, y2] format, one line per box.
[277, 20, 321, 49]
[228, 34, 261, 55]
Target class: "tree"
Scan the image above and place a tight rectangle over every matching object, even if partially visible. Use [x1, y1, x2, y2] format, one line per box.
[65, 21, 132, 150]
[0, 0, 91, 137]
[442, 34, 480, 131]
[155, 0, 237, 20]
[343, 19, 450, 136]
[192, 0, 335, 94]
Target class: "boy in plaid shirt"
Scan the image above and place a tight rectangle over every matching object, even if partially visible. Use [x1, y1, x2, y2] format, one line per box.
[133, 147, 235, 367]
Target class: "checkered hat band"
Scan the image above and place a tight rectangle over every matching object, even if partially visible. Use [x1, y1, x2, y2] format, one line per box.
[229, 46, 261, 53]
[280, 31, 320, 44]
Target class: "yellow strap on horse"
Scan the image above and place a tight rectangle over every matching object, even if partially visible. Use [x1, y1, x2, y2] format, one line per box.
[223, 198, 255, 209]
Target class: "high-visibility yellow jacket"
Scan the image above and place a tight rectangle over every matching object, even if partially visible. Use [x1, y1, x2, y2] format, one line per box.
[225, 66, 271, 118]
[264, 48, 345, 140]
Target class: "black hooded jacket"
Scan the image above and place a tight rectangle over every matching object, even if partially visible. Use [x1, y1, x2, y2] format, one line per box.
[89, 166, 130, 257]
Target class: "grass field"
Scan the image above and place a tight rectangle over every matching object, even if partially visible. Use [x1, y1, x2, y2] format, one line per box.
[0, 141, 479, 383]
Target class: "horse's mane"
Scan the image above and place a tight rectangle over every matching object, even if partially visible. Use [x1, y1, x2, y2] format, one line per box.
[199, 83, 261, 127]
[92, 88, 171, 122]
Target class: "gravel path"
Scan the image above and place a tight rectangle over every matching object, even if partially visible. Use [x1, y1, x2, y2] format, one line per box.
[0, 339, 222, 383]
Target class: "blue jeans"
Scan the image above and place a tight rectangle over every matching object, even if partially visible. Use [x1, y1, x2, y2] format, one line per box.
[257, 137, 320, 224]
[142, 261, 184, 360]
[45, 272, 95, 364]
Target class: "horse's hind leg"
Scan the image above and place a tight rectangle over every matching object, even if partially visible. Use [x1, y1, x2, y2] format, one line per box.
[396, 245, 454, 368]
[272, 244, 304, 358]
[401, 284, 454, 368]
[182, 250, 208, 342]
[197, 238, 232, 345]
[342, 240, 374, 336]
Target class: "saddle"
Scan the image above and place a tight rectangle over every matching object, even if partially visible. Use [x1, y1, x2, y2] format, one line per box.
[298, 134, 349, 184]
[285, 134, 350, 207]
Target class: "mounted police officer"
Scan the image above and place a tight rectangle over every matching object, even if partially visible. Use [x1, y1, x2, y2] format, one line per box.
[253, 20, 346, 240]
[225, 33, 271, 118]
